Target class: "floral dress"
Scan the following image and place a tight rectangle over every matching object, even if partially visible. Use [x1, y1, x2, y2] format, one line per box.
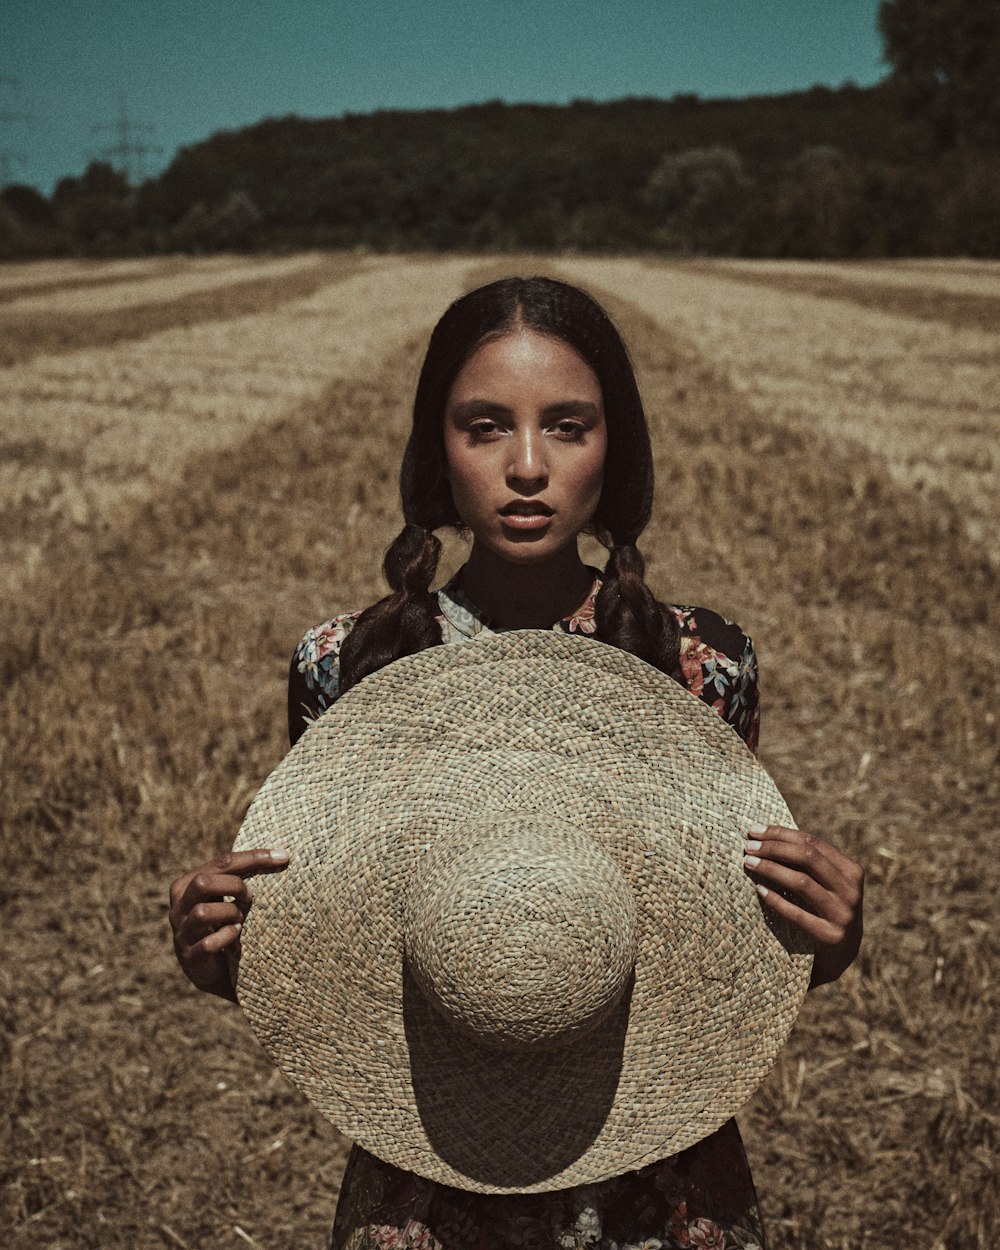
[287, 568, 765, 1250]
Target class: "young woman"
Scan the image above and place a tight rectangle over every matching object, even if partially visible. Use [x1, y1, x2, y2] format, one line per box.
[169, 277, 864, 1249]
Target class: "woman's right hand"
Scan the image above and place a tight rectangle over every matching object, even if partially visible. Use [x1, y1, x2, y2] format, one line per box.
[168, 848, 290, 1002]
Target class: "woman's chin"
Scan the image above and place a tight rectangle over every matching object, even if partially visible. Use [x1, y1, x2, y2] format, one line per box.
[466, 525, 584, 569]
[493, 538, 580, 568]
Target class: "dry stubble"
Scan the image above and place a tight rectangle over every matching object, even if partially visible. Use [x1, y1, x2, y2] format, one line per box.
[0, 255, 996, 1250]
[560, 257, 1000, 560]
[0, 255, 475, 594]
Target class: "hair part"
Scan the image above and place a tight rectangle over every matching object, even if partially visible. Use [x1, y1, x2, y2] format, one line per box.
[338, 277, 680, 694]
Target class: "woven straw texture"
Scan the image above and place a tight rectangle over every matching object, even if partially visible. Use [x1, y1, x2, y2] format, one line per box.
[232, 630, 812, 1194]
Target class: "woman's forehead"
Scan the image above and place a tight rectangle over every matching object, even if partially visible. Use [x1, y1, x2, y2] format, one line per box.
[451, 329, 601, 400]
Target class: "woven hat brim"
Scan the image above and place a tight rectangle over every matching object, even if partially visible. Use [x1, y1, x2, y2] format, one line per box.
[232, 631, 811, 1193]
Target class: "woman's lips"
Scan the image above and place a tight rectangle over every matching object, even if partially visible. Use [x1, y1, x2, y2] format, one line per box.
[499, 501, 553, 531]
[499, 512, 552, 531]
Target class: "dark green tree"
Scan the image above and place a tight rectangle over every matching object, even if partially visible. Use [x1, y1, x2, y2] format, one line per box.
[878, 0, 1000, 147]
[643, 147, 751, 252]
[1, 184, 56, 227]
[52, 160, 130, 206]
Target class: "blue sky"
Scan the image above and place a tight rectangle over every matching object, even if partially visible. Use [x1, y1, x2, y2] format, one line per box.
[3, 0, 887, 194]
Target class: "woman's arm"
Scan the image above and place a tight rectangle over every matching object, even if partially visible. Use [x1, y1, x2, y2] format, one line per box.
[168, 848, 290, 1002]
[681, 611, 864, 988]
[168, 624, 340, 1000]
[742, 823, 864, 988]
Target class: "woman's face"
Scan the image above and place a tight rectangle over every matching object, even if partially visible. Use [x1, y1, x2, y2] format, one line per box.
[443, 329, 607, 566]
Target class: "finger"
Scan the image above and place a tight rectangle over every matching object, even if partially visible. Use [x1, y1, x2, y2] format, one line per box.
[748, 824, 861, 879]
[193, 872, 256, 901]
[209, 848, 291, 878]
[745, 825, 850, 895]
[753, 882, 845, 947]
[172, 875, 247, 935]
[747, 831, 864, 913]
[744, 857, 852, 925]
[177, 923, 243, 987]
[179, 901, 244, 945]
[178, 849, 292, 912]
[197, 921, 243, 955]
[170, 849, 289, 912]
[743, 836, 846, 896]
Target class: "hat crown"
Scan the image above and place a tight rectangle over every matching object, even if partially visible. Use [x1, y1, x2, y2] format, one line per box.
[404, 816, 639, 1051]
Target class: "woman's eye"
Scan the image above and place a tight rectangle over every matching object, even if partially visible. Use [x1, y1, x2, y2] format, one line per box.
[553, 421, 585, 439]
[469, 420, 504, 439]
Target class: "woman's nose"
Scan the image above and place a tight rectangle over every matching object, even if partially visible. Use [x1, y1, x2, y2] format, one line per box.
[506, 429, 548, 488]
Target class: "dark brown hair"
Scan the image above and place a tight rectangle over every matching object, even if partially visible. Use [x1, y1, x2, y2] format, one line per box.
[338, 277, 680, 691]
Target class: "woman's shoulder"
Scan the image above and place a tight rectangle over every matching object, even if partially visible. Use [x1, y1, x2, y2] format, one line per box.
[292, 609, 363, 691]
[286, 599, 760, 751]
[668, 604, 760, 753]
[287, 609, 365, 743]
[669, 603, 754, 658]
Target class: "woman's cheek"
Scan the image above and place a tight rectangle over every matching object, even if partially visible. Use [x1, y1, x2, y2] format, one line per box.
[578, 461, 605, 523]
[445, 452, 492, 531]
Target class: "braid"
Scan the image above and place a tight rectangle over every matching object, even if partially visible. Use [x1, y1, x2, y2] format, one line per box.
[383, 522, 441, 596]
[594, 542, 681, 680]
[338, 524, 443, 694]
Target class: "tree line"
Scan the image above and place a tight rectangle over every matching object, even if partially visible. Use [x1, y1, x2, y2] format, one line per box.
[3, 0, 998, 259]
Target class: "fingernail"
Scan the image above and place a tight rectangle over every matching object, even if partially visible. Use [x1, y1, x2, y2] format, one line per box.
[234, 923, 242, 933]
[269, 849, 290, 863]
[756, 883, 769, 898]
[748, 822, 768, 835]
[744, 839, 762, 852]
[743, 854, 761, 868]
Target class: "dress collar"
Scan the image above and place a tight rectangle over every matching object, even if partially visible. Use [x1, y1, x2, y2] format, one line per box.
[437, 566, 602, 639]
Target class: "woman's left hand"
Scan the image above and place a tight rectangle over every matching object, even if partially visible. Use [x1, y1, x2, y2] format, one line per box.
[743, 823, 864, 989]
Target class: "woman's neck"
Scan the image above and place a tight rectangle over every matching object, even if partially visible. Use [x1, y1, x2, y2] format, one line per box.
[459, 543, 595, 630]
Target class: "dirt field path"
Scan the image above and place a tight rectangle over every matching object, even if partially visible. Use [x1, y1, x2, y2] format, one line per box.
[713, 257, 1000, 298]
[0, 255, 230, 290]
[4, 254, 323, 315]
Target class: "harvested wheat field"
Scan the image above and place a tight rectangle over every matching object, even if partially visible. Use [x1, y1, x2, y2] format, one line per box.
[1, 253, 997, 1250]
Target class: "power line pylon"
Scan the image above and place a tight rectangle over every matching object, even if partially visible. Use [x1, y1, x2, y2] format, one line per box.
[0, 74, 31, 190]
[93, 95, 162, 185]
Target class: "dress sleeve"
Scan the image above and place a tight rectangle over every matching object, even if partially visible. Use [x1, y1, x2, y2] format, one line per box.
[674, 607, 760, 755]
[727, 630, 760, 755]
[286, 612, 361, 747]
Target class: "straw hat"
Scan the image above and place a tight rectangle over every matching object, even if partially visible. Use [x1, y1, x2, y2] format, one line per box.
[230, 630, 811, 1194]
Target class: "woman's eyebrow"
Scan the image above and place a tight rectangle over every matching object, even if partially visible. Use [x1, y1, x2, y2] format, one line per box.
[449, 399, 601, 418]
[449, 400, 512, 417]
[541, 401, 601, 418]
